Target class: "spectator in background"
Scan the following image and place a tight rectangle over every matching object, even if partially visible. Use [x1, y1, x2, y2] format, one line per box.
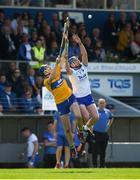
[54, 111, 75, 168]
[50, 13, 62, 43]
[35, 11, 44, 30]
[3, 18, 13, 30]
[40, 24, 56, 50]
[8, 68, 23, 96]
[117, 23, 134, 57]
[16, 77, 30, 98]
[39, 36, 46, 49]
[116, 11, 127, 32]
[70, 24, 78, 35]
[130, 32, 140, 58]
[83, 36, 94, 61]
[35, 75, 43, 105]
[42, 122, 57, 168]
[129, 12, 140, 34]
[68, 36, 80, 58]
[21, 12, 30, 28]
[0, 104, 3, 115]
[48, 40, 59, 61]
[103, 13, 118, 50]
[19, 87, 41, 114]
[91, 98, 113, 168]
[78, 23, 86, 34]
[91, 28, 101, 47]
[11, 13, 21, 35]
[31, 39, 46, 69]
[79, 28, 87, 43]
[6, 62, 17, 82]
[60, 11, 76, 28]
[17, 19, 28, 35]
[93, 41, 106, 62]
[30, 30, 38, 46]
[18, 33, 32, 61]
[20, 127, 39, 168]
[0, 82, 17, 112]
[0, 26, 17, 60]
[18, 33, 32, 74]
[0, 74, 7, 93]
[26, 67, 38, 95]
[38, 19, 48, 35]
[28, 18, 36, 36]
[0, 9, 5, 27]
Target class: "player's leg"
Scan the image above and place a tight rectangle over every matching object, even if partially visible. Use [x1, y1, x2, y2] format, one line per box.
[79, 104, 90, 123]
[70, 101, 89, 145]
[55, 146, 63, 168]
[57, 98, 75, 149]
[64, 146, 70, 168]
[61, 114, 77, 158]
[55, 134, 63, 168]
[86, 103, 99, 128]
[78, 103, 95, 139]
[60, 114, 75, 149]
[70, 101, 83, 132]
[63, 136, 70, 167]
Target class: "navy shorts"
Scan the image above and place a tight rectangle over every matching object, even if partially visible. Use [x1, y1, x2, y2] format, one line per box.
[27, 154, 40, 167]
[57, 94, 76, 116]
[76, 94, 95, 106]
[57, 134, 69, 147]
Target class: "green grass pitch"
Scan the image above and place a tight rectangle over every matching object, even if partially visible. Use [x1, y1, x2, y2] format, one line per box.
[0, 168, 139, 179]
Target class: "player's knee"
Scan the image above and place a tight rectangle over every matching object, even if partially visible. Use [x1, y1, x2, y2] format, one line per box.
[75, 114, 82, 121]
[57, 146, 63, 152]
[95, 114, 99, 121]
[84, 114, 90, 121]
[91, 113, 99, 121]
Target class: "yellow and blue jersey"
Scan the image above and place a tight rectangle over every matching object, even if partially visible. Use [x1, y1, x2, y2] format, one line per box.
[44, 64, 72, 105]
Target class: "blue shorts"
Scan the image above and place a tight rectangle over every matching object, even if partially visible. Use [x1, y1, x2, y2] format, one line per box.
[76, 94, 95, 106]
[57, 94, 76, 116]
[27, 154, 40, 167]
[57, 134, 69, 147]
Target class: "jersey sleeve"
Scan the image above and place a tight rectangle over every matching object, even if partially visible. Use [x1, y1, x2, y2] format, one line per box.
[31, 134, 38, 142]
[70, 68, 75, 75]
[108, 110, 113, 119]
[82, 62, 88, 67]
[44, 78, 49, 86]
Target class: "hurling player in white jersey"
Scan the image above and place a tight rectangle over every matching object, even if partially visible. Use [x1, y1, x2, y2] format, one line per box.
[65, 34, 99, 131]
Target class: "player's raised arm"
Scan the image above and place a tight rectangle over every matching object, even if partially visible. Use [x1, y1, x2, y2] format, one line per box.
[63, 33, 73, 75]
[47, 57, 61, 84]
[72, 34, 88, 66]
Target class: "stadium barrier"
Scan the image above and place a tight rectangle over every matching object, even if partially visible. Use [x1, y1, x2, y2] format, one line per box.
[0, 142, 140, 166]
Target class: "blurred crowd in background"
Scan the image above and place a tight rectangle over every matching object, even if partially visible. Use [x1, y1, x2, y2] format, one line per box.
[0, 0, 137, 10]
[0, 9, 140, 114]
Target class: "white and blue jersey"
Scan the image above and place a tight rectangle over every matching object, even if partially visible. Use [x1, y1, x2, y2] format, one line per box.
[93, 108, 113, 133]
[69, 63, 94, 106]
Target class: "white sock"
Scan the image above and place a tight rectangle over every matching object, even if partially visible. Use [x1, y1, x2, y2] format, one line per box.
[83, 125, 88, 131]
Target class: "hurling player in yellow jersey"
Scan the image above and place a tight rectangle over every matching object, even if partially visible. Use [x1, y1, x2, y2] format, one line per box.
[39, 50, 84, 158]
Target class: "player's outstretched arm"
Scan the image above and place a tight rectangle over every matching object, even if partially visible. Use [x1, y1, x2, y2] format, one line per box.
[47, 57, 61, 83]
[73, 34, 88, 66]
[63, 33, 73, 75]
